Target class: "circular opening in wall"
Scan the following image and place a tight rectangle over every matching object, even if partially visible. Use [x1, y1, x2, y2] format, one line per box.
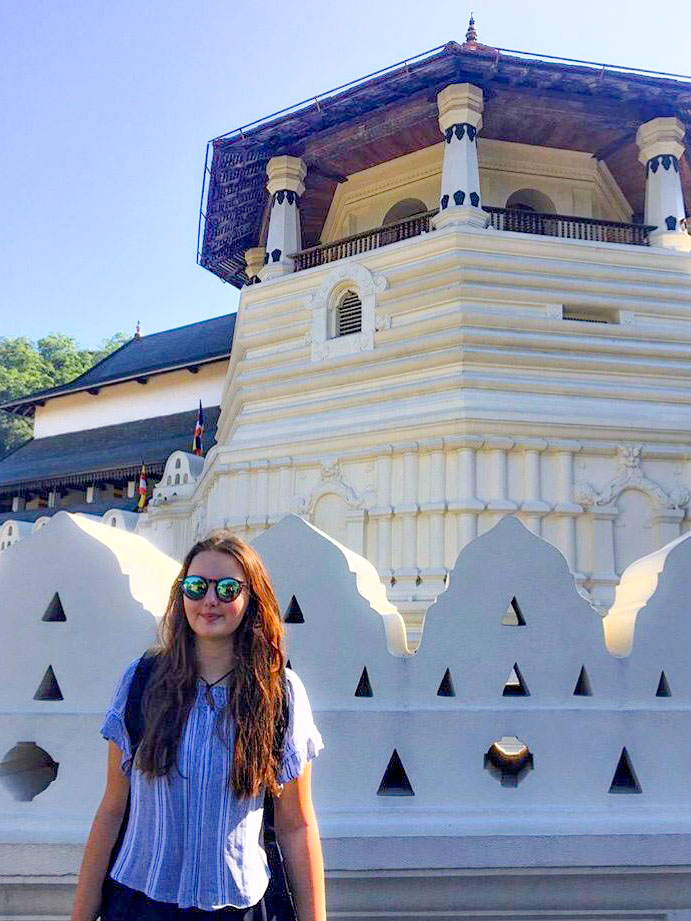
[0, 742, 59, 801]
[484, 735, 533, 787]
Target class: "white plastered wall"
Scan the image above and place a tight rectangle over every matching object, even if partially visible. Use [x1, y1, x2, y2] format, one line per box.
[33, 362, 227, 439]
[3, 514, 691, 917]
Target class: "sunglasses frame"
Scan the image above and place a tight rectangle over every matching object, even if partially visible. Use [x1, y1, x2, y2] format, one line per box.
[180, 575, 249, 603]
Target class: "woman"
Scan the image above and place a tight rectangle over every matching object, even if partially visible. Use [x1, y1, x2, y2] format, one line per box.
[71, 531, 326, 921]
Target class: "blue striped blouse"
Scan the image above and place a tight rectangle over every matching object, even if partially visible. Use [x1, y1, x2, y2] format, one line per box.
[100, 659, 323, 911]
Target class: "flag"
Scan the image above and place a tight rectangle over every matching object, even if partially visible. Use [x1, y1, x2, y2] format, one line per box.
[137, 464, 147, 511]
[193, 401, 204, 456]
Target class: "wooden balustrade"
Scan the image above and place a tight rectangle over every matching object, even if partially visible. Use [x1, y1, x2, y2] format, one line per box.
[290, 207, 653, 271]
[483, 207, 653, 246]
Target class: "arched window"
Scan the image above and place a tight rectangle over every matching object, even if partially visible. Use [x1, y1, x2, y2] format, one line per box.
[335, 290, 362, 337]
[382, 198, 428, 226]
[175, 458, 181, 469]
[506, 189, 556, 214]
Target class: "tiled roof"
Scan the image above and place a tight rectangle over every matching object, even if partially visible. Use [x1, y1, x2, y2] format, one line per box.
[0, 407, 220, 492]
[1, 314, 235, 415]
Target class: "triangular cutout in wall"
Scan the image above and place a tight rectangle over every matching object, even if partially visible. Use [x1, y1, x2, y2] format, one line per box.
[377, 749, 414, 796]
[656, 671, 671, 698]
[501, 597, 526, 626]
[284, 596, 304, 624]
[33, 666, 64, 701]
[355, 667, 373, 697]
[286, 659, 292, 670]
[502, 663, 529, 697]
[42, 593, 66, 622]
[437, 668, 456, 697]
[608, 747, 642, 794]
[573, 666, 593, 697]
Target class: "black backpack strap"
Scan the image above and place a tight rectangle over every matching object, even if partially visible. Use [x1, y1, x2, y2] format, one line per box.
[264, 670, 290, 841]
[123, 649, 158, 751]
[105, 650, 158, 879]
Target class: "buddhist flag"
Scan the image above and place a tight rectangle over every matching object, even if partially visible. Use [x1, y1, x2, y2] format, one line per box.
[192, 401, 204, 456]
[137, 464, 147, 511]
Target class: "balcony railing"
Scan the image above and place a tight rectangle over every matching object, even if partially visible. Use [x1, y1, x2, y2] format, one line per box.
[291, 207, 654, 271]
[292, 210, 437, 271]
[483, 207, 654, 246]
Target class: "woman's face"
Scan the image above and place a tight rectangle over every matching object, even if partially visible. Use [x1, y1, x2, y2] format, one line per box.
[183, 549, 250, 643]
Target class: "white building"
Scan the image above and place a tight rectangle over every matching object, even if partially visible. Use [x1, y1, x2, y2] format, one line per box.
[2, 24, 691, 918]
[141, 32, 691, 639]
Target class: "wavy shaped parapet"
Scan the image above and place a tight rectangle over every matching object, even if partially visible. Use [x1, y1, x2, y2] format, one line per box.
[603, 530, 691, 658]
[253, 515, 411, 711]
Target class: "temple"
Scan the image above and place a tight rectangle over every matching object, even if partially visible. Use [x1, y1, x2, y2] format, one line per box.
[3, 23, 691, 919]
[3, 30, 691, 639]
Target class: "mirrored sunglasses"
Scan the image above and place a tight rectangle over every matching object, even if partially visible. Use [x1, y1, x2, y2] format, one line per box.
[181, 575, 247, 603]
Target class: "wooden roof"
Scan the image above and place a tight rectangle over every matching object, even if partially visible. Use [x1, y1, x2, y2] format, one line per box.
[200, 41, 691, 288]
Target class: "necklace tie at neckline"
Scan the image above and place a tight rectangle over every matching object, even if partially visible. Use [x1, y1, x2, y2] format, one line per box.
[199, 668, 233, 709]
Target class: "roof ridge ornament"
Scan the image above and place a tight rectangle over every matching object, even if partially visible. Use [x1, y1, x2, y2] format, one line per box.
[465, 13, 477, 43]
[135, 320, 141, 339]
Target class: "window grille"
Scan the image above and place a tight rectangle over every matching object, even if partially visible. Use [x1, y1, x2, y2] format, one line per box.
[336, 290, 362, 337]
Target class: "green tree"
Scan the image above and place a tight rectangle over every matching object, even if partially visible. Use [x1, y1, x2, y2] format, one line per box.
[0, 332, 129, 458]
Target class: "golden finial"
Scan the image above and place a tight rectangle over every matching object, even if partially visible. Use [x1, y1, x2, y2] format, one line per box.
[466, 13, 477, 43]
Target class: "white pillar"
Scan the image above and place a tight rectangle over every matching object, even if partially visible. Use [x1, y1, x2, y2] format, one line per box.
[420, 438, 447, 595]
[392, 442, 420, 596]
[370, 448, 394, 580]
[247, 460, 269, 532]
[518, 438, 550, 535]
[636, 117, 691, 252]
[447, 436, 485, 556]
[243, 246, 265, 286]
[260, 155, 307, 280]
[484, 437, 517, 528]
[587, 505, 619, 611]
[225, 462, 250, 535]
[432, 83, 487, 231]
[548, 441, 583, 578]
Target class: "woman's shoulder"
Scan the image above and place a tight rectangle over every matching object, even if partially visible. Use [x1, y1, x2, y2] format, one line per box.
[110, 650, 158, 711]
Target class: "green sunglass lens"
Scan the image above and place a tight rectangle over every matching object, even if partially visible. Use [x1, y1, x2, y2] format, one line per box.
[182, 577, 207, 599]
[216, 579, 242, 602]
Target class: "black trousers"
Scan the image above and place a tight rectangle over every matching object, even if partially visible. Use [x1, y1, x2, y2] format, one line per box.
[101, 879, 268, 921]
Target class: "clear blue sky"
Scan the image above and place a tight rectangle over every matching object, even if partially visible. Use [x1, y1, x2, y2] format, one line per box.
[2, 0, 690, 348]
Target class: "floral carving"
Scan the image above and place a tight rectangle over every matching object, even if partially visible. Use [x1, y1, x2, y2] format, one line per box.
[574, 444, 690, 510]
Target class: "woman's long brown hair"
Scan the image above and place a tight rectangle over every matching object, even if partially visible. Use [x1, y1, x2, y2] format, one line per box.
[135, 531, 286, 798]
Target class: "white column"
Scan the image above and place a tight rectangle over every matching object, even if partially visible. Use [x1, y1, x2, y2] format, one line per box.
[548, 441, 583, 577]
[392, 442, 419, 596]
[587, 505, 619, 611]
[447, 435, 485, 556]
[420, 438, 447, 595]
[260, 155, 307, 280]
[370, 447, 394, 581]
[432, 83, 487, 231]
[655, 507, 685, 548]
[636, 117, 691, 252]
[247, 460, 269, 532]
[484, 437, 517, 528]
[518, 438, 550, 535]
[243, 246, 265, 286]
[225, 463, 250, 535]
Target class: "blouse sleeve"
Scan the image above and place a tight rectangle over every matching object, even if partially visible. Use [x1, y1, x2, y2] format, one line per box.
[100, 656, 142, 776]
[278, 669, 324, 784]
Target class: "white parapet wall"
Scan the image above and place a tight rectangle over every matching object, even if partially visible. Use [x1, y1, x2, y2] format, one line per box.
[2, 513, 691, 917]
